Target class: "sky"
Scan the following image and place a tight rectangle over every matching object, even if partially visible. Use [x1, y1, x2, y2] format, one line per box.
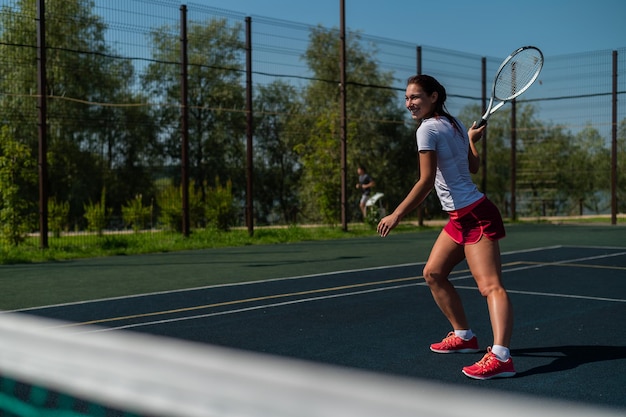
[193, 0, 625, 58]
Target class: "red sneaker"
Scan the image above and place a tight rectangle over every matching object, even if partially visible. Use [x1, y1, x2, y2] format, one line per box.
[462, 347, 516, 380]
[430, 331, 480, 354]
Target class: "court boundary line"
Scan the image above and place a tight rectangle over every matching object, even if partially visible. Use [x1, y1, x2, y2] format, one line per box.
[67, 249, 626, 331]
[77, 283, 421, 333]
[452, 286, 626, 303]
[6, 245, 625, 314]
[85, 268, 626, 334]
[448, 250, 626, 280]
[5, 245, 564, 313]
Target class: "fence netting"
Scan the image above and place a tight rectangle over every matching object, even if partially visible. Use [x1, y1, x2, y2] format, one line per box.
[0, 0, 624, 251]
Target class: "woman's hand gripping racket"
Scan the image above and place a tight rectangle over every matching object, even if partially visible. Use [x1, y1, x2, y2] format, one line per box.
[476, 46, 544, 128]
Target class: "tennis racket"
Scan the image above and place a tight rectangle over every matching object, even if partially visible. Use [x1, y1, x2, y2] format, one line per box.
[476, 46, 544, 128]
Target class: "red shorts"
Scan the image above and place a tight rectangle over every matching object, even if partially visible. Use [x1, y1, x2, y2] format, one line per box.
[443, 196, 506, 245]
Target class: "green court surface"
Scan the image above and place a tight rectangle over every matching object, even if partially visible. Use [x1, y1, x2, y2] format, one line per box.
[0, 223, 624, 310]
[2, 223, 626, 412]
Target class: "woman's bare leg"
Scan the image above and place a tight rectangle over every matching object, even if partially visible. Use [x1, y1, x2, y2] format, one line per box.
[464, 238, 513, 347]
[423, 231, 469, 330]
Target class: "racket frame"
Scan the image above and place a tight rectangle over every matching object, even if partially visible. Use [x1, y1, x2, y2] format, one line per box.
[477, 46, 544, 128]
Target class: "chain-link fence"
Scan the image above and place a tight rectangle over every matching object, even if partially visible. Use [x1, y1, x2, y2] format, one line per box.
[0, 0, 624, 251]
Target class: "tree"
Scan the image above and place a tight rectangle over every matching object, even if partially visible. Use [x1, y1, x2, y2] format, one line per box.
[508, 105, 571, 216]
[299, 26, 412, 223]
[569, 124, 611, 213]
[142, 18, 246, 202]
[253, 81, 303, 224]
[0, 127, 37, 246]
[461, 100, 620, 218]
[294, 111, 349, 225]
[0, 0, 158, 230]
[99, 89, 161, 223]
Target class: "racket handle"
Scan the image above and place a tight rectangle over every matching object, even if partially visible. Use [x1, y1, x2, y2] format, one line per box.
[476, 118, 488, 128]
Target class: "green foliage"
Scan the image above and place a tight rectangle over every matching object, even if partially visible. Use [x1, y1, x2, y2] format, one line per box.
[205, 179, 236, 231]
[0, 127, 37, 246]
[122, 194, 153, 233]
[157, 182, 203, 232]
[618, 119, 626, 213]
[1, 0, 623, 245]
[1, 0, 159, 232]
[253, 81, 303, 224]
[83, 188, 112, 236]
[295, 114, 344, 224]
[298, 25, 412, 224]
[364, 205, 382, 227]
[457, 103, 622, 218]
[157, 179, 236, 232]
[513, 117, 610, 216]
[48, 198, 70, 238]
[142, 18, 246, 195]
[0, 222, 430, 268]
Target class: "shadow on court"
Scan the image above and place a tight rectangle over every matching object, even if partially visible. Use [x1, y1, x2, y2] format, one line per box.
[513, 345, 626, 377]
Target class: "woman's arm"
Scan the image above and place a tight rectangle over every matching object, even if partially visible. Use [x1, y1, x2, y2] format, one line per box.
[467, 122, 486, 174]
[377, 150, 437, 237]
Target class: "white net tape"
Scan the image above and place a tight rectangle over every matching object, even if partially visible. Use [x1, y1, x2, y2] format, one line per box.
[0, 313, 621, 417]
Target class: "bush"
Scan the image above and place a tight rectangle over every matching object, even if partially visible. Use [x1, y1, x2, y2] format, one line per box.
[84, 188, 112, 236]
[365, 205, 382, 227]
[122, 194, 152, 232]
[49, 198, 70, 238]
[157, 179, 236, 232]
[205, 179, 236, 231]
[157, 182, 204, 232]
[0, 127, 36, 246]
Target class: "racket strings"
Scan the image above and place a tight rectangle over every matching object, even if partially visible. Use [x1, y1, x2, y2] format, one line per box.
[494, 50, 543, 100]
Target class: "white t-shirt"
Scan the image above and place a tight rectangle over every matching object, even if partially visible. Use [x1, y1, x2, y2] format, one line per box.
[416, 116, 483, 211]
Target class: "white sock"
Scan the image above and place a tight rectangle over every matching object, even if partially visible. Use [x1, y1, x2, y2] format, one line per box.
[491, 345, 510, 361]
[454, 329, 474, 341]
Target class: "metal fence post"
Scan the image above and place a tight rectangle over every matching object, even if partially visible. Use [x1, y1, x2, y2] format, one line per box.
[180, 5, 190, 237]
[611, 50, 618, 225]
[339, 0, 348, 231]
[37, 0, 48, 249]
[245, 17, 254, 236]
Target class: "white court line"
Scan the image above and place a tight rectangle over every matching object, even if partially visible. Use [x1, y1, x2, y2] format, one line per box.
[452, 286, 626, 303]
[441, 250, 626, 303]
[87, 250, 626, 332]
[81, 283, 419, 333]
[4, 245, 565, 313]
[6, 245, 626, 317]
[446, 250, 626, 282]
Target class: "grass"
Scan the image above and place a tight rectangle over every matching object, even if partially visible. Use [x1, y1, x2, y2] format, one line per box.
[0, 223, 431, 265]
[1, 214, 622, 265]
[524, 215, 626, 225]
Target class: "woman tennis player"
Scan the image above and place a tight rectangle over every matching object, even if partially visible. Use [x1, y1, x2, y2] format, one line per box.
[377, 75, 516, 379]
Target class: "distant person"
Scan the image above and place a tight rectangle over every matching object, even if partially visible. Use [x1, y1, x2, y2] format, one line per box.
[377, 75, 515, 380]
[356, 166, 375, 219]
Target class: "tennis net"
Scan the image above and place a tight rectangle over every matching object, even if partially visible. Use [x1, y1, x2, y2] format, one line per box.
[0, 312, 622, 417]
